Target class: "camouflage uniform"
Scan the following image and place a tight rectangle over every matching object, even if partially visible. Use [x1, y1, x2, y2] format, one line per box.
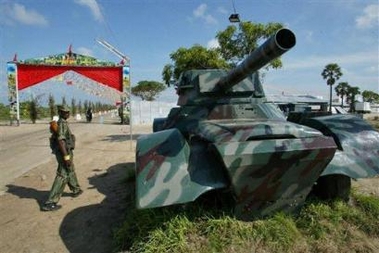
[43, 106, 82, 211]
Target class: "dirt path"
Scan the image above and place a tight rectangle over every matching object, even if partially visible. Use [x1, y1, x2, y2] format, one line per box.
[0, 114, 151, 253]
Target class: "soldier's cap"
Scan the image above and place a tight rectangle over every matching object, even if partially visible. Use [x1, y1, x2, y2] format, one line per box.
[57, 105, 70, 112]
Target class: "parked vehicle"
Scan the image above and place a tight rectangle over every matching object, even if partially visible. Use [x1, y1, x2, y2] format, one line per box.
[355, 102, 371, 113]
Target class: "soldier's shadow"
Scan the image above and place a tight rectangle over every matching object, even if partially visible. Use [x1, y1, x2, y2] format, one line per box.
[59, 162, 135, 253]
[5, 184, 71, 208]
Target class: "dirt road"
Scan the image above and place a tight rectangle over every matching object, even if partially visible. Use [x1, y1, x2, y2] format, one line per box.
[0, 114, 150, 253]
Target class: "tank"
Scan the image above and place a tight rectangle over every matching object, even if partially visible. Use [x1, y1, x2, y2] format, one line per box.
[135, 28, 379, 220]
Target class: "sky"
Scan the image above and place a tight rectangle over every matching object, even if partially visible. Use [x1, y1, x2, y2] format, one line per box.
[0, 0, 378, 105]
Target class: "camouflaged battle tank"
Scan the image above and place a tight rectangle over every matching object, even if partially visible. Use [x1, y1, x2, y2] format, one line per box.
[135, 28, 379, 220]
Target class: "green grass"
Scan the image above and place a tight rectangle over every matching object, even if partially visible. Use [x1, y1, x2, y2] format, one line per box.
[367, 117, 379, 131]
[113, 187, 379, 253]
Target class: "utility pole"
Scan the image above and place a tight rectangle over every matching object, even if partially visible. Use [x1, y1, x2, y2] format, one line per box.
[96, 39, 130, 63]
[96, 39, 133, 147]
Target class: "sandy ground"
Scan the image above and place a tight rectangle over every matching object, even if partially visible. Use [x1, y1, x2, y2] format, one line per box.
[0, 113, 378, 253]
[0, 113, 151, 253]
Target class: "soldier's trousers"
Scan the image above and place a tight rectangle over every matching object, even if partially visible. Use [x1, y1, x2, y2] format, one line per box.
[45, 152, 81, 204]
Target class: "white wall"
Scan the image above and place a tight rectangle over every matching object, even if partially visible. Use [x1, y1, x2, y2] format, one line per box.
[130, 101, 177, 125]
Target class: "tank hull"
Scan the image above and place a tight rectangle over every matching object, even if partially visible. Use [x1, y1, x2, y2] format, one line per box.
[136, 119, 337, 220]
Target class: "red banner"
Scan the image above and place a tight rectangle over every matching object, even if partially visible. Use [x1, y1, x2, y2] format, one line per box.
[16, 64, 123, 91]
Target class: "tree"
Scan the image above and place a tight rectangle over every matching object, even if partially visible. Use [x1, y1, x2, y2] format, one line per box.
[84, 100, 89, 112]
[334, 82, 350, 107]
[29, 99, 38, 124]
[132, 81, 166, 101]
[362, 90, 379, 103]
[162, 45, 228, 85]
[71, 98, 76, 115]
[346, 86, 360, 112]
[162, 21, 284, 86]
[321, 63, 342, 112]
[216, 21, 284, 67]
[162, 64, 174, 86]
[78, 100, 82, 114]
[28, 94, 43, 123]
[48, 93, 56, 120]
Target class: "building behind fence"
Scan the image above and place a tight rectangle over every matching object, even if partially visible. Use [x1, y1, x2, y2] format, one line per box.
[127, 100, 379, 125]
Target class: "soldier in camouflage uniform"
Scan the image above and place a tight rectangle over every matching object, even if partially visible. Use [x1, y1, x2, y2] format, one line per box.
[42, 105, 83, 211]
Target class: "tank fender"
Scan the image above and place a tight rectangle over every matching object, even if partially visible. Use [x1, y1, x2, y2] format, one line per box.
[301, 114, 379, 178]
[135, 128, 227, 209]
[152, 117, 167, 132]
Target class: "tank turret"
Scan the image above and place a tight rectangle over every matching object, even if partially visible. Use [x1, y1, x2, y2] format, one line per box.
[215, 28, 295, 92]
[175, 28, 295, 106]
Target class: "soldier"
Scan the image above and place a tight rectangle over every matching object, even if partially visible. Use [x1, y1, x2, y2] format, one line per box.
[86, 107, 93, 122]
[42, 105, 83, 211]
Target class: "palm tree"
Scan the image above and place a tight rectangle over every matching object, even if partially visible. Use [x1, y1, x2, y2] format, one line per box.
[347, 86, 360, 112]
[321, 63, 342, 112]
[334, 82, 349, 108]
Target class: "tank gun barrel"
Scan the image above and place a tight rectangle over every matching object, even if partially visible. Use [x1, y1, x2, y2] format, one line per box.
[216, 28, 296, 91]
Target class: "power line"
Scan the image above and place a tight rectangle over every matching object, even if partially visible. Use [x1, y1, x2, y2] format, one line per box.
[96, 0, 122, 54]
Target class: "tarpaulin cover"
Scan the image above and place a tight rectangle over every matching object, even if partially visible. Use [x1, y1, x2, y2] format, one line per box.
[16, 64, 123, 91]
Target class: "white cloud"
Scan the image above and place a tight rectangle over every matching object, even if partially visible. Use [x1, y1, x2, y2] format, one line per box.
[77, 47, 93, 56]
[365, 65, 378, 74]
[217, 6, 228, 15]
[207, 38, 219, 49]
[355, 4, 378, 29]
[0, 3, 48, 26]
[285, 51, 378, 70]
[193, 3, 207, 18]
[204, 15, 217, 25]
[193, 4, 218, 25]
[74, 0, 104, 23]
[305, 30, 313, 42]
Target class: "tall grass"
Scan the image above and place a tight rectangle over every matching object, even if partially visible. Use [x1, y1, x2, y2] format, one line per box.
[113, 188, 379, 253]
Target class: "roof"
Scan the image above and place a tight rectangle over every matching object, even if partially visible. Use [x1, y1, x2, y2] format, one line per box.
[266, 94, 328, 105]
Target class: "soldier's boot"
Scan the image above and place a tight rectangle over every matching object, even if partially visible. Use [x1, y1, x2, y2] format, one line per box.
[41, 203, 62, 212]
[72, 189, 83, 197]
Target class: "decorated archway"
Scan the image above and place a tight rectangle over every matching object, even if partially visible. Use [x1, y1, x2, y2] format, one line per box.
[7, 46, 130, 125]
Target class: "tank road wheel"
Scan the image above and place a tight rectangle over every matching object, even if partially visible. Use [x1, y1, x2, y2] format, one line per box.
[311, 174, 351, 202]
